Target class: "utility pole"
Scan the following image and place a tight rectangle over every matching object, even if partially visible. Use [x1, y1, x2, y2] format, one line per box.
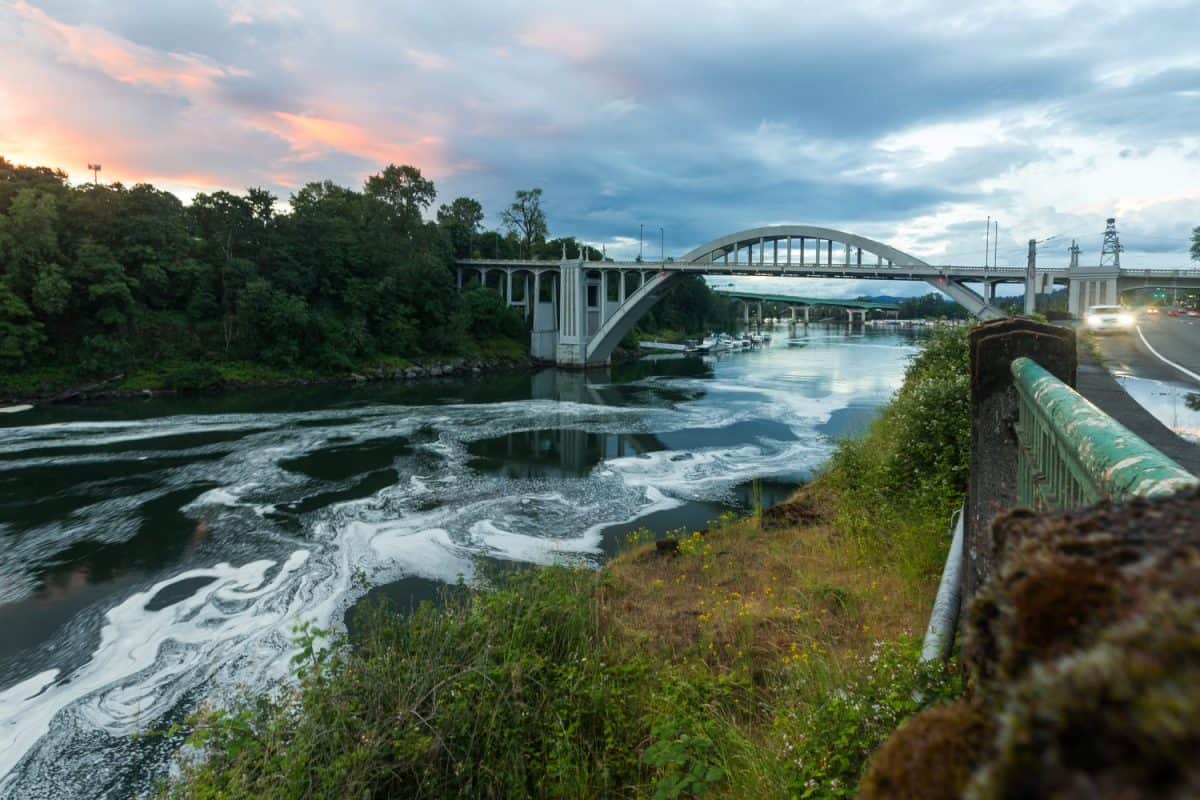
[993, 220, 998, 268]
[1069, 240, 1080, 269]
[985, 216, 990, 268]
[1025, 239, 1037, 315]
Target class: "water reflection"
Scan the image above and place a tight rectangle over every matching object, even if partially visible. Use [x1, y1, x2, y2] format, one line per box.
[1114, 375, 1200, 443]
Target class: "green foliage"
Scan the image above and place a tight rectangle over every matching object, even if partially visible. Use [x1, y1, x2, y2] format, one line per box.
[779, 638, 963, 799]
[162, 362, 224, 391]
[631, 276, 739, 341]
[0, 155, 537, 394]
[1192, 224, 1200, 262]
[896, 292, 969, 320]
[821, 326, 970, 581]
[461, 286, 526, 340]
[0, 281, 43, 366]
[501, 188, 548, 257]
[166, 567, 660, 800]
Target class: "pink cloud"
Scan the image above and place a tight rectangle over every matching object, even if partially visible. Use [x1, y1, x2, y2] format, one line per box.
[12, 0, 245, 95]
[259, 111, 451, 173]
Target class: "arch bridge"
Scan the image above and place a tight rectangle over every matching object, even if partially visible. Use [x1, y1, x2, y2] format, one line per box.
[454, 224, 1200, 367]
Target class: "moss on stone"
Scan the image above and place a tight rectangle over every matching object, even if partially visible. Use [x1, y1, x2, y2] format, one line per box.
[873, 488, 1200, 798]
[860, 700, 992, 800]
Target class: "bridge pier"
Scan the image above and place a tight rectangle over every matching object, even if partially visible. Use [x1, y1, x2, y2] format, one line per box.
[555, 259, 590, 366]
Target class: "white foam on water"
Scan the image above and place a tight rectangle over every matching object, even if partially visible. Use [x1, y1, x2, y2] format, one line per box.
[0, 553, 310, 783]
[0, 335, 918, 798]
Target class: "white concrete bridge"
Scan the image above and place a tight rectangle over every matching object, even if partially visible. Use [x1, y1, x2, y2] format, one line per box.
[455, 225, 1200, 367]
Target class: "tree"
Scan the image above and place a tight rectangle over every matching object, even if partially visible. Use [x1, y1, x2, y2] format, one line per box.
[364, 164, 436, 229]
[1191, 225, 1200, 262]
[0, 281, 43, 366]
[0, 188, 61, 298]
[437, 197, 484, 257]
[501, 188, 547, 257]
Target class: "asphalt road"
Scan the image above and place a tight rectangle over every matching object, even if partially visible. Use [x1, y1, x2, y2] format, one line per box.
[1091, 313, 1200, 385]
[1083, 312, 1200, 473]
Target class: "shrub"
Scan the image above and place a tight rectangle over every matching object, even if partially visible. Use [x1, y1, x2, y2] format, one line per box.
[778, 637, 963, 799]
[162, 362, 223, 391]
[166, 567, 659, 800]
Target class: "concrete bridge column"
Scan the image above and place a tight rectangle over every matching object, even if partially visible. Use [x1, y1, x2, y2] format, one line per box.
[555, 258, 590, 366]
[531, 270, 559, 360]
[1101, 277, 1117, 306]
[1067, 279, 1082, 317]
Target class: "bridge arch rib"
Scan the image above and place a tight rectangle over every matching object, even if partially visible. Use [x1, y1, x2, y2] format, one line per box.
[681, 224, 928, 268]
[581, 225, 998, 362]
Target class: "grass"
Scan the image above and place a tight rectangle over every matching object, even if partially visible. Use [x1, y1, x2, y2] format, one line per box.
[164, 327, 972, 799]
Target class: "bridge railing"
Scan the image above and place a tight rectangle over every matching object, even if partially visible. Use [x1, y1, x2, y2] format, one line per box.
[1010, 356, 1198, 509]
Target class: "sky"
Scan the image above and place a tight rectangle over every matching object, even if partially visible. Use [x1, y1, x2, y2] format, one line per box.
[2, 0, 1199, 298]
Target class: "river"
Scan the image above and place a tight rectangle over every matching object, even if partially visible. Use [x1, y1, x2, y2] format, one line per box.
[0, 328, 922, 798]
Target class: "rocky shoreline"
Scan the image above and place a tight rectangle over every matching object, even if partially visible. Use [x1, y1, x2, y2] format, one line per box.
[2, 355, 538, 407]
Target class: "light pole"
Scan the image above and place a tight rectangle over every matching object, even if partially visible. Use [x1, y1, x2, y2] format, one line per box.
[87, 163, 102, 186]
[639, 223, 644, 261]
[659, 227, 664, 262]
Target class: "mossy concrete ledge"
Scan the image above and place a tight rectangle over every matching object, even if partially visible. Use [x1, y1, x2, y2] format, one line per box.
[863, 487, 1200, 800]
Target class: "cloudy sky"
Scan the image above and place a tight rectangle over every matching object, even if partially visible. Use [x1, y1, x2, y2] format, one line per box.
[3, 0, 1199, 296]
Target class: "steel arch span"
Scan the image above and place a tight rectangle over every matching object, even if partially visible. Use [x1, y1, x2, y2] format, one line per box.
[454, 224, 1003, 366]
[580, 225, 998, 364]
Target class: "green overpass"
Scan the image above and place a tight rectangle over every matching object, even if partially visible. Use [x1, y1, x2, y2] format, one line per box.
[711, 288, 899, 311]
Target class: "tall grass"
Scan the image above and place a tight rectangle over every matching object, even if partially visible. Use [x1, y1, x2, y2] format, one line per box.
[818, 326, 970, 586]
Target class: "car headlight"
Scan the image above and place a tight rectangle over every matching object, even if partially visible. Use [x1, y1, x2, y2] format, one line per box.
[1086, 315, 1100, 326]
[1118, 313, 1134, 326]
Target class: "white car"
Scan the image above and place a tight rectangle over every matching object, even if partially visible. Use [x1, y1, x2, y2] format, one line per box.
[1084, 304, 1134, 333]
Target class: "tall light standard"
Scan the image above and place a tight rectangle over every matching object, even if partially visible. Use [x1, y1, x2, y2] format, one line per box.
[639, 223, 644, 261]
[87, 163, 102, 186]
[659, 227, 664, 262]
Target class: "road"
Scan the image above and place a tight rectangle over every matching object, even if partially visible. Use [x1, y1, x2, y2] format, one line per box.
[1083, 312, 1200, 473]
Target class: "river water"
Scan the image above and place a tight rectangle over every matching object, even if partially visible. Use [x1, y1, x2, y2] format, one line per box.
[0, 328, 921, 798]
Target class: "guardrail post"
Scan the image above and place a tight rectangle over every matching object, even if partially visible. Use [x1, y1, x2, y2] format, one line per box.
[964, 318, 1075, 602]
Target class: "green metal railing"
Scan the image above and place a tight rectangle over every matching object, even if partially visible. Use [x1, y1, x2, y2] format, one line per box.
[1011, 356, 1199, 509]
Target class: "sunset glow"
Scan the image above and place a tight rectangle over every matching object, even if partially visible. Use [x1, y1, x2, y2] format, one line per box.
[1, 0, 1198, 268]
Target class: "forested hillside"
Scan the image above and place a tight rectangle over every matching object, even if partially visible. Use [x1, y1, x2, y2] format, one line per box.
[0, 157, 729, 395]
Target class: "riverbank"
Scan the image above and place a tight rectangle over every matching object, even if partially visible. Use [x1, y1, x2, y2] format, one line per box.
[162, 328, 969, 799]
[0, 339, 530, 406]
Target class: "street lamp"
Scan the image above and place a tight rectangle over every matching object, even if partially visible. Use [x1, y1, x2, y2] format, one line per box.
[659, 227, 664, 262]
[87, 163, 102, 186]
[639, 223, 644, 261]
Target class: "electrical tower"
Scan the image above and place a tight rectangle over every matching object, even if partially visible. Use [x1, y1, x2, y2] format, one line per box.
[1068, 239, 1080, 269]
[1099, 217, 1122, 268]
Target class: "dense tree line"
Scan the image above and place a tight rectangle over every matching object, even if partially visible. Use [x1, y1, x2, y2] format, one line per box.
[0, 156, 752, 385]
[896, 292, 970, 320]
[0, 157, 543, 378]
